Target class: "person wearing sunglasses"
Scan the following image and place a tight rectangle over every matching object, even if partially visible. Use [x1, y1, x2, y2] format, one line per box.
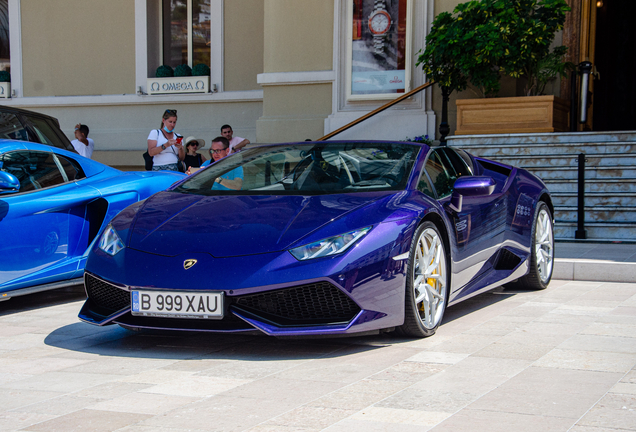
[183, 136, 206, 170]
[147, 109, 185, 171]
[200, 136, 243, 190]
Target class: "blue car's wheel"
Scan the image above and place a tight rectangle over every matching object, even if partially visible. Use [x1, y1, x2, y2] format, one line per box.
[399, 221, 449, 338]
[40, 230, 59, 256]
[515, 201, 554, 290]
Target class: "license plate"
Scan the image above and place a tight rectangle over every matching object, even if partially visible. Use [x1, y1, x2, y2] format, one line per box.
[131, 290, 223, 319]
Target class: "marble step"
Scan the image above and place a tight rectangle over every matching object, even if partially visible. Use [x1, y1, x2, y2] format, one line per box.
[448, 131, 636, 145]
[543, 178, 636, 193]
[554, 221, 636, 241]
[551, 192, 636, 207]
[555, 206, 636, 223]
[491, 153, 636, 168]
[555, 222, 636, 240]
[454, 141, 636, 157]
[524, 165, 636, 181]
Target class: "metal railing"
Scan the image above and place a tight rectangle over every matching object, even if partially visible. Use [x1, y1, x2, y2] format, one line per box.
[318, 81, 434, 141]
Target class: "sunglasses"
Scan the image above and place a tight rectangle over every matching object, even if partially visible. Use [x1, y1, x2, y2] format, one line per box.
[165, 109, 177, 115]
[210, 148, 228, 154]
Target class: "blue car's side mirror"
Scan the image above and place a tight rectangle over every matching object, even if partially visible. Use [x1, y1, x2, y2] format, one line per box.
[0, 171, 20, 194]
[449, 176, 496, 212]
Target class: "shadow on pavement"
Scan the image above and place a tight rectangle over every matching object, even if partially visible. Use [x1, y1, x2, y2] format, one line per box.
[0, 284, 86, 316]
[41, 285, 523, 361]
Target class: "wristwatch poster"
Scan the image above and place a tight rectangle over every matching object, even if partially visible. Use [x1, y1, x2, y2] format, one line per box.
[368, 0, 392, 54]
[349, 0, 412, 99]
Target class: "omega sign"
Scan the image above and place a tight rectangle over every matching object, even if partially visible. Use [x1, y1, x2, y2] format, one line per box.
[0, 82, 9, 98]
[147, 76, 209, 95]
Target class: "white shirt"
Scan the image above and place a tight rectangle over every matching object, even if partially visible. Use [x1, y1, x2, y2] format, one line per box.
[148, 129, 181, 166]
[71, 138, 95, 159]
[229, 136, 246, 153]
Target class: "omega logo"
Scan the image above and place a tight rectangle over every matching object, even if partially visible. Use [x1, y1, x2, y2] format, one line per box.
[149, 80, 206, 93]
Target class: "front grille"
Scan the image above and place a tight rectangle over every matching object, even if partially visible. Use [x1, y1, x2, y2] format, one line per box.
[234, 282, 360, 326]
[85, 274, 131, 313]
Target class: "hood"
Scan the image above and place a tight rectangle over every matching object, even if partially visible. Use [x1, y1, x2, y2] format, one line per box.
[128, 191, 391, 257]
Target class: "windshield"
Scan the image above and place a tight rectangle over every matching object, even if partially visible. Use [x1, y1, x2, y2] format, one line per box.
[175, 142, 420, 196]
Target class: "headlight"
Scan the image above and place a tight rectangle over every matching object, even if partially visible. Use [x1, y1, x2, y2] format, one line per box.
[289, 227, 371, 261]
[98, 225, 125, 256]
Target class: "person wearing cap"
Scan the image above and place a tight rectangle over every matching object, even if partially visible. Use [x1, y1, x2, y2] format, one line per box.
[183, 136, 206, 171]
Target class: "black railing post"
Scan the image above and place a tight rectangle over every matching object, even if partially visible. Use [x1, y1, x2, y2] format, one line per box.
[575, 153, 587, 239]
[439, 87, 450, 147]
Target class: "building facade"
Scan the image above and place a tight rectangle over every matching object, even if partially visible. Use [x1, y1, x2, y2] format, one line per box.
[0, 0, 630, 168]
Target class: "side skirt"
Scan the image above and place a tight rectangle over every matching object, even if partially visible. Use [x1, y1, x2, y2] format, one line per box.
[1, 277, 84, 301]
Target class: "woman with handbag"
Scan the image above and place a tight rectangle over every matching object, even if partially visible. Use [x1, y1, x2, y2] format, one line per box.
[147, 109, 185, 171]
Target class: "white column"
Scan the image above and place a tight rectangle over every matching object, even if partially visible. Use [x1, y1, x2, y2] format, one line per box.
[8, 0, 22, 97]
[209, 0, 223, 92]
[134, 0, 148, 94]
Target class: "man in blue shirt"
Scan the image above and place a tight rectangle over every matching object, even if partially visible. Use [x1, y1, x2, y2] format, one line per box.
[201, 136, 243, 190]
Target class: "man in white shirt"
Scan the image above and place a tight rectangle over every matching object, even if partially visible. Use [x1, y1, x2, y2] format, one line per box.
[221, 124, 250, 153]
[71, 123, 95, 159]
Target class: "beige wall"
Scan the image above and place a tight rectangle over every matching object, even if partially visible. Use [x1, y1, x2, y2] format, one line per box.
[224, 0, 265, 91]
[263, 0, 333, 73]
[257, 84, 332, 142]
[21, 0, 135, 97]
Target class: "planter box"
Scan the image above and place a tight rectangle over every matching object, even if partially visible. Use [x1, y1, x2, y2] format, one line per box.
[455, 95, 570, 135]
[147, 76, 209, 95]
[0, 82, 10, 98]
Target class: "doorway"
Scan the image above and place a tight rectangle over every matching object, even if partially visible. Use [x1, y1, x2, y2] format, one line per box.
[592, 1, 636, 131]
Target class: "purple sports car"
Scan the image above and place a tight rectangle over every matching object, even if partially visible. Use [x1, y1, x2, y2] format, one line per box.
[78, 141, 554, 338]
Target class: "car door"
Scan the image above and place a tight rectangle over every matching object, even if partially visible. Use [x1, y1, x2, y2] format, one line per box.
[420, 147, 507, 295]
[0, 149, 92, 289]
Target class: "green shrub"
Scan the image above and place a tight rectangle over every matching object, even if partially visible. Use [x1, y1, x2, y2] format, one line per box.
[417, 0, 572, 97]
[192, 63, 210, 76]
[155, 65, 174, 78]
[0, 71, 10, 83]
[174, 64, 192, 77]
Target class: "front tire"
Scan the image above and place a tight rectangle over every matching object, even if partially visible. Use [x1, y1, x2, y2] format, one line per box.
[398, 221, 449, 338]
[514, 201, 554, 290]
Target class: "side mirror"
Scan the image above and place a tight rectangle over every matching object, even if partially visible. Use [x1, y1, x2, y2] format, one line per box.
[0, 171, 20, 194]
[449, 176, 495, 212]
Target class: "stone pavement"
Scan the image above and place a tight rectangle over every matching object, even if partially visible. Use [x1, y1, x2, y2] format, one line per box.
[0, 276, 635, 432]
[555, 241, 636, 283]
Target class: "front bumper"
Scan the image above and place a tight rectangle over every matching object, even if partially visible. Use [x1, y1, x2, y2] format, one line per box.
[79, 272, 378, 335]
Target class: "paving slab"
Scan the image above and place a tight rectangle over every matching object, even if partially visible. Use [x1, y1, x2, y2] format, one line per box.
[0, 278, 635, 431]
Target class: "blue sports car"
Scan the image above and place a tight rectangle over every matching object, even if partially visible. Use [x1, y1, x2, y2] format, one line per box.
[79, 141, 554, 338]
[0, 140, 184, 300]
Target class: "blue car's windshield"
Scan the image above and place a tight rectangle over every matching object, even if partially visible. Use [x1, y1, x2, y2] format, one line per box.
[174, 142, 421, 196]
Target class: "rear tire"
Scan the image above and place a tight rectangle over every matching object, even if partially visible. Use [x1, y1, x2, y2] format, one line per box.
[397, 221, 449, 338]
[513, 201, 554, 290]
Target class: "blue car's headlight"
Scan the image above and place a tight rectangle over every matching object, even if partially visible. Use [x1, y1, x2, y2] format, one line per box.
[98, 225, 125, 256]
[289, 227, 371, 261]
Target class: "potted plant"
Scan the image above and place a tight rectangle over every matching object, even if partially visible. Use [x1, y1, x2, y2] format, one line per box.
[147, 64, 210, 95]
[417, 0, 573, 134]
[0, 71, 10, 99]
